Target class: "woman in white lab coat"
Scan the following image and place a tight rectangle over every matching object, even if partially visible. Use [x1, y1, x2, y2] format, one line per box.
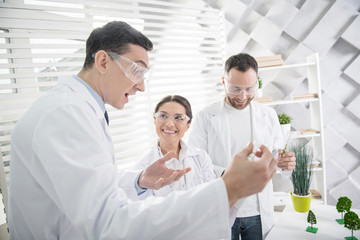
[135, 95, 217, 199]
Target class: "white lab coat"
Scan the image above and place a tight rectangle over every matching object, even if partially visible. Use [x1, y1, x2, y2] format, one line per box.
[134, 140, 216, 198]
[8, 75, 231, 240]
[188, 99, 289, 238]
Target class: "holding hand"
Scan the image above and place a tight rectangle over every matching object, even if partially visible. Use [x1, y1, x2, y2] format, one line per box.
[222, 142, 277, 208]
[277, 150, 296, 171]
[138, 151, 192, 190]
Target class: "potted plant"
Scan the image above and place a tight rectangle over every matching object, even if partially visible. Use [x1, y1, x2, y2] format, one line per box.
[277, 113, 292, 146]
[290, 144, 313, 212]
[257, 75, 263, 97]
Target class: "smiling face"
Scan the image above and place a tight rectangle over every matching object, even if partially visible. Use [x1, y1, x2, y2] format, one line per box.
[99, 44, 149, 109]
[223, 67, 257, 110]
[154, 101, 190, 147]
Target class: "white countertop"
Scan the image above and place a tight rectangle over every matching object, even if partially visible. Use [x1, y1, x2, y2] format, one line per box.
[266, 199, 360, 240]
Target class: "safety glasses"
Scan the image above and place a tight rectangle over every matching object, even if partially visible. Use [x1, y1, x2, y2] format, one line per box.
[224, 81, 257, 95]
[154, 112, 190, 124]
[106, 52, 150, 84]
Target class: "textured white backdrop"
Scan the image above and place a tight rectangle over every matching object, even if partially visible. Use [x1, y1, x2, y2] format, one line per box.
[205, 0, 360, 208]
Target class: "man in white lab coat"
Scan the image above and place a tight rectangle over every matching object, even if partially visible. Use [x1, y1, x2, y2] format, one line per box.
[189, 53, 296, 240]
[8, 22, 278, 240]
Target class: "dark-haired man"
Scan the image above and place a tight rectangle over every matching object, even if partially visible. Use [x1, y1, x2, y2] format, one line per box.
[189, 53, 296, 240]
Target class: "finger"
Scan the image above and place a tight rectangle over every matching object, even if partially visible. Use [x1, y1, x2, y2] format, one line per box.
[282, 151, 295, 157]
[172, 168, 191, 181]
[278, 157, 294, 162]
[257, 145, 273, 164]
[269, 159, 277, 178]
[237, 142, 254, 159]
[161, 171, 179, 186]
[173, 170, 185, 181]
[159, 151, 176, 164]
[152, 178, 164, 190]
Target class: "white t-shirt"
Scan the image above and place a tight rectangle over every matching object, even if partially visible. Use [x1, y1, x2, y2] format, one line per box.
[224, 102, 260, 218]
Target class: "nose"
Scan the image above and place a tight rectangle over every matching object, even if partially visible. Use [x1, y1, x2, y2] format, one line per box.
[239, 91, 247, 100]
[165, 116, 176, 126]
[134, 81, 145, 92]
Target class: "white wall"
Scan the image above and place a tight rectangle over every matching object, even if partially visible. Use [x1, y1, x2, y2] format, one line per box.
[206, 0, 360, 208]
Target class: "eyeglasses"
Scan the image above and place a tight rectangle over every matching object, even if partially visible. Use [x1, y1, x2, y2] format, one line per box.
[154, 112, 190, 124]
[224, 82, 257, 95]
[97, 51, 150, 84]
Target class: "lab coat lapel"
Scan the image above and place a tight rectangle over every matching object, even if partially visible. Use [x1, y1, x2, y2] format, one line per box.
[209, 100, 232, 162]
[58, 76, 115, 163]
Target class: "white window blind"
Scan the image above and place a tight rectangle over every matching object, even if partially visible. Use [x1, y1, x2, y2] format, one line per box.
[0, 0, 226, 180]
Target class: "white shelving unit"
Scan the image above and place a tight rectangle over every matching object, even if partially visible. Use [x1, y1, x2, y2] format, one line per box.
[257, 53, 327, 205]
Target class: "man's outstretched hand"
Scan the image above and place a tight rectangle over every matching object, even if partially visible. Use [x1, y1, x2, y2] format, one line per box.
[138, 151, 191, 190]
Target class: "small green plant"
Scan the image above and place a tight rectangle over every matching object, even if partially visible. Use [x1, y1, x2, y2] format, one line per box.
[344, 211, 360, 240]
[291, 144, 312, 196]
[277, 113, 292, 125]
[306, 210, 318, 233]
[257, 76, 263, 89]
[337, 196, 352, 224]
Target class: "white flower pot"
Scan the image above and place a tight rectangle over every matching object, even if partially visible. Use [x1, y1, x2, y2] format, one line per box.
[280, 123, 291, 139]
[257, 89, 263, 97]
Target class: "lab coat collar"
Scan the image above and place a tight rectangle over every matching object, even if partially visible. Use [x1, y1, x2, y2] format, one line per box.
[206, 99, 268, 151]
[156, 139, 200, 160]
[57, 76, 108, 128]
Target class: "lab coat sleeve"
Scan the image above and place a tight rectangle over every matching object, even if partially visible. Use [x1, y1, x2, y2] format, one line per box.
[117, 169, 142, 201]
[33, 104, 231, 240]
[188, 112, 209, 151]
[199, 150, 217, 181]
[189, 112, 225, 177]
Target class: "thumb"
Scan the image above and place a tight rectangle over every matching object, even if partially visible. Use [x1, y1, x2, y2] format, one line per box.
[237, 142, 254, 159]
[159, 151, 176, 164]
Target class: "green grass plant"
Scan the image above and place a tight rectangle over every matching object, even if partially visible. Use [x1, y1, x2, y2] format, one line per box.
[291, 145, 313, 196]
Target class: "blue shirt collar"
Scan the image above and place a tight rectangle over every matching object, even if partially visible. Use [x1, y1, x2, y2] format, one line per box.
[73, 75, 106, 113]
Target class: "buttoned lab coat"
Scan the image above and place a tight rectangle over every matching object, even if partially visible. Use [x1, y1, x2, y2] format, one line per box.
[8, 75, 231, 240]
[135, 140, 216, 198]
[188, 100, 289, 237]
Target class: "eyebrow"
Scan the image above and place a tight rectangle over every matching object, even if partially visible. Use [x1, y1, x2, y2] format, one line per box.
[159, 111, 185, 116]
[135, 60, 149, 69]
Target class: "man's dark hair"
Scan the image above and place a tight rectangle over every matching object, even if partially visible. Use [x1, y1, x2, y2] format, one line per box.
[224, 53, 258, 75]
[154, 95, 193, 123]
[83, 21, 153, 69]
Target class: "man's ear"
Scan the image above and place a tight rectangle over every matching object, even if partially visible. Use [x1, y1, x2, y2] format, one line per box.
[222, 77, 225, 85]
[94, 50, 109, 74]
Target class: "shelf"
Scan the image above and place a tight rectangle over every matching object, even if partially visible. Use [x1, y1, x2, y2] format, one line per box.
[290, 130, 321, 139]
[276, 167, 322, 174]
[257, 53, 326, 205]
[255, 97, 319, 106]
[258, 62, 316, 72]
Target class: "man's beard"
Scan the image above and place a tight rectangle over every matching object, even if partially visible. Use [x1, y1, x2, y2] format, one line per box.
[226, 95, 254, 110]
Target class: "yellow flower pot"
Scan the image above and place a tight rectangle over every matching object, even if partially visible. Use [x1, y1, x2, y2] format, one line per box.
[291, 191, 312, 212]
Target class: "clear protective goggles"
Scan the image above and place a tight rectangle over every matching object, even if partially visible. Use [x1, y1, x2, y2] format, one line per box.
[224, 81, 257, 95]
[104, 51, 150, 84]
[154, 112, 190, 124]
